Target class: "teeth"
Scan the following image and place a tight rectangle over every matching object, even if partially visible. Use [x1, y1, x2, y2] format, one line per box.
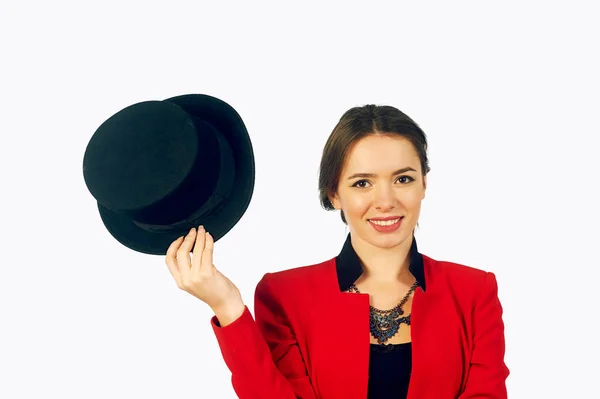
[370, 218, 400, 226]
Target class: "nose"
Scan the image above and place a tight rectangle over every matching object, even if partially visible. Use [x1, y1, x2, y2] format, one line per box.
[372, 184, 396, 212]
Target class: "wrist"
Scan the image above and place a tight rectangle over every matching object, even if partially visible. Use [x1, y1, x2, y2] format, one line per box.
[212, 298, 245, 327]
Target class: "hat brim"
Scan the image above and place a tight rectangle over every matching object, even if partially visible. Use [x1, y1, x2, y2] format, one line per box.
[97, 94, 255, 255]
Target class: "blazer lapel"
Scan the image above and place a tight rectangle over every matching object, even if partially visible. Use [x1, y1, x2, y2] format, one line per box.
[407, 256, 467, 398]
[407, 284, 428, 399]
[335, 290, 371, 398]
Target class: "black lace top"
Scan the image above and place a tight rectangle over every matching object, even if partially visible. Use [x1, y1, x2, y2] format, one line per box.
[368, 342, 412, 399]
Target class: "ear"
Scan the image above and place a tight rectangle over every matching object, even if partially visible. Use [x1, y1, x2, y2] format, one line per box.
[329, 193, 341, 210]
[422, 174, 427, 198]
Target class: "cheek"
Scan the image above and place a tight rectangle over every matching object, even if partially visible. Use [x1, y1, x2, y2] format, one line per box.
[344, 195, 371, 216]
[406, 192, 424, 206]
[403, 193, 424, 217]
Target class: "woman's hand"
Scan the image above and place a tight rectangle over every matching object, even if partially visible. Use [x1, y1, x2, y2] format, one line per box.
[165, 226, 244, 318]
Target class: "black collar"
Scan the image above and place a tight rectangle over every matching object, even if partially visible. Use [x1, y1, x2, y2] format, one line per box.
[335, 233, 427, 292]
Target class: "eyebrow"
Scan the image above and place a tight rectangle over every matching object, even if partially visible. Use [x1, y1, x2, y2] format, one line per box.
[347, 167, 418, 180]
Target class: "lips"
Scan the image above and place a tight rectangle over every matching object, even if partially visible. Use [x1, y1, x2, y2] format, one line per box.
[368, 216, 403, 233]
[369, 217, 402, 225]
[368, 216, 403, 222]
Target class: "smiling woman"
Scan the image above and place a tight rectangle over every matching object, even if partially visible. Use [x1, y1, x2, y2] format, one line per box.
[319, 105, 430, 224]
[167, 104, 509, 399]
[327, 134, 426, 251]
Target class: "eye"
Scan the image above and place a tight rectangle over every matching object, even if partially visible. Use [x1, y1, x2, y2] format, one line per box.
[352, 179, 370, 188]
[397, 176, 415, 184]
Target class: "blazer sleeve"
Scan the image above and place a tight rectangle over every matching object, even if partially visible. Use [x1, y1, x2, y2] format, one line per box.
[211, 272, 317, 399]
[459, 271, 510, 399]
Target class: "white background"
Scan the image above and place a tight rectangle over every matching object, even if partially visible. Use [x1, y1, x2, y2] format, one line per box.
[1, 1, 599, 398]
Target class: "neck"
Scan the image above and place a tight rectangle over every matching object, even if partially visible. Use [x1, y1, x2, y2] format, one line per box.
[351, 233, 414, 284]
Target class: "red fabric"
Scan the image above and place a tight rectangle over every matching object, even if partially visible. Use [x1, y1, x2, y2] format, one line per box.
[211, 254, 509, 398]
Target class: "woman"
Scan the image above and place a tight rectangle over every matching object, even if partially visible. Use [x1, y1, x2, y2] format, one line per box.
[165, 105, 509, 398]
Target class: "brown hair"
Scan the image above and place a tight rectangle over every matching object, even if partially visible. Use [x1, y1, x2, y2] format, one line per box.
[318, 104, 431, 224]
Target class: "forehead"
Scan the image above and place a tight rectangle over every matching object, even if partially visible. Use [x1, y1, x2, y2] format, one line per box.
[342, 134, 420, 175]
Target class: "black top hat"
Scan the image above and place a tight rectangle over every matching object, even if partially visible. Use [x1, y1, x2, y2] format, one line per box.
[83, 94, 255, 255]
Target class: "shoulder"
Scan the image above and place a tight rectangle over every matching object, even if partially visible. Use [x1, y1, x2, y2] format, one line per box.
[424, 253, 489, 282]
[255, 257, 336, 295]
[422, 253, 500, 303]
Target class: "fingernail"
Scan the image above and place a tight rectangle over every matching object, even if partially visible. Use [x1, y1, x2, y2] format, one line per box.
[189, 227, 195, 234]
[198, 225, 205, 231]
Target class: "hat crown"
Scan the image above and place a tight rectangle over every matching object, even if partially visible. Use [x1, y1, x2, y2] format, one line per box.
[84, 101, 199, 211]
[83, 100, 225, 225]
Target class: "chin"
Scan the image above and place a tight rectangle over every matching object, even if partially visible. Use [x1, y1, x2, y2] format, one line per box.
[351, 229, 405, 250]
[374, 233, 407, 249]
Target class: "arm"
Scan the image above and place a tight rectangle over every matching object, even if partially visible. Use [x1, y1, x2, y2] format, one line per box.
[211, 273, 317, 399]
[458, 272, 510, 399]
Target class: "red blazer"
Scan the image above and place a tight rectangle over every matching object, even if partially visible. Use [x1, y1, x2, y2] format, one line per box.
[211, 235, 509, 398]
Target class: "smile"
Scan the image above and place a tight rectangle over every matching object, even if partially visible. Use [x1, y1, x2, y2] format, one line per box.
[368, 217, 403, 233]
[369, 218, 401, 226]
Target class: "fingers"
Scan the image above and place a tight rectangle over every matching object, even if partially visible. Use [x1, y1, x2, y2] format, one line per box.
[166, 226, 215, 290]
[200, 231, 214, 274]
[175, 227, 197, 280]
[190, 225, 206, 275]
